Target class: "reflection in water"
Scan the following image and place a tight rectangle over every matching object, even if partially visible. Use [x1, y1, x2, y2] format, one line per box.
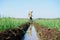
[24, 25, 39, 40]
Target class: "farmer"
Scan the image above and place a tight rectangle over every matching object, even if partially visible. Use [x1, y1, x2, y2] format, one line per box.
[28, 11, 33, 20]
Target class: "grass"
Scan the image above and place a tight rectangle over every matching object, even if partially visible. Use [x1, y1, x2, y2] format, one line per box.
[35, 19, 60, 31]
[0, 17, 28, 31]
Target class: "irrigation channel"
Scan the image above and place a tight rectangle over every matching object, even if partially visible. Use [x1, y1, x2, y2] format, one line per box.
[23, 24, 39, 40]
[0, 22, 40, 40]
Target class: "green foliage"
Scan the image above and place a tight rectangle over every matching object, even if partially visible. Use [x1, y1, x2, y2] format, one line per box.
[36, 19, 60, 31]
[0, 18, 28, 31]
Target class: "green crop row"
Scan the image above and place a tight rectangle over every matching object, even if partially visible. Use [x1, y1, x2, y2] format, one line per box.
[0, 18, 28, 31]
[35, 19, 60, 31]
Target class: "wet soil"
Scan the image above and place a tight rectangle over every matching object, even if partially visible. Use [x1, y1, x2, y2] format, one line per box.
[0, 22, 30, 40]
[33, 22, 60, 40]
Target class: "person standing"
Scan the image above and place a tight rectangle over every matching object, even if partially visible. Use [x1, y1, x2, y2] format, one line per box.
[28, 11, 33, 20]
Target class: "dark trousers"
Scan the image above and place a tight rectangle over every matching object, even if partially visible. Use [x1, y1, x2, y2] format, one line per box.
[30, 17, 32, 20]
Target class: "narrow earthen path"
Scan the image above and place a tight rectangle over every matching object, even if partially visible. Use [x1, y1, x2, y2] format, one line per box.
[33, 22, 57, 40]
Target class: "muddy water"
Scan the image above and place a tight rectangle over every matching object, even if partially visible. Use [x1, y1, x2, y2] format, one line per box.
[23, 25, 39, 40]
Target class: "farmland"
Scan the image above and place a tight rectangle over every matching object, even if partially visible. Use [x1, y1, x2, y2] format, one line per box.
[35, 19, 60, 31]
[0, 17, 28, 31]
[34, 19, 60, 40]
[0, 18, 60, 40]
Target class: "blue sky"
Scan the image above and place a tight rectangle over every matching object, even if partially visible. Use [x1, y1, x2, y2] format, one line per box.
[0, 0, 60, 18]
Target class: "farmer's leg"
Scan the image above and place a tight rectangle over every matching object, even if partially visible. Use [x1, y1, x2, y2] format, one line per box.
[30, 17, 32, 20]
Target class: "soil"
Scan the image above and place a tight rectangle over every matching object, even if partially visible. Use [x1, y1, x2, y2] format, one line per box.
[0, 22, 60, 40]
[0, 22, 30, 40]
[33, 22, 60, 40]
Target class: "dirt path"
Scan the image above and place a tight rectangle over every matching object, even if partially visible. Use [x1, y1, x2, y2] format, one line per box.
[33, 22, 58, 40]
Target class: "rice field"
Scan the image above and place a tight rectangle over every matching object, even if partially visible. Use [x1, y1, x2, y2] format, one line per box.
[35, 19, 60, 31]
[0, 17, 28, 31]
